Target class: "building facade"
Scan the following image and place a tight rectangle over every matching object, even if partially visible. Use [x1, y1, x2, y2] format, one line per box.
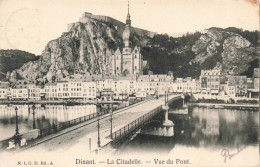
[200, 70, 221, 95]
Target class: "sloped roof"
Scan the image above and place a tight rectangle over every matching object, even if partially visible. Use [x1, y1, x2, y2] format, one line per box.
[228, 76, 247, 86]
[114, 48, 121, 55]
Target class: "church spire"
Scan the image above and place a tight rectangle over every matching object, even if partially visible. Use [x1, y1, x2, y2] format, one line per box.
[128, 0, 129, 14]
[126, 0, 131, 26]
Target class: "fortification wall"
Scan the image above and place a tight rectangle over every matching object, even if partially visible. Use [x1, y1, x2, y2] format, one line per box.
[67, 12, 157, 37]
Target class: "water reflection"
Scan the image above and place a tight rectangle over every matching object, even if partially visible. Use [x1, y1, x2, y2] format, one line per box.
[0, 104, 97, 140]
[120, 105, 259, 154]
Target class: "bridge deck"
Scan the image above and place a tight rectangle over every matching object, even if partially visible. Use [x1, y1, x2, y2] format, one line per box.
[17, 95, 181, 153]
[98, 94, 181, 149]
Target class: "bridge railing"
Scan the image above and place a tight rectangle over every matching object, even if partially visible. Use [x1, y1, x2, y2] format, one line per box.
[31, 100, 144, 144]
[111, 105, 162, 143]
[38, 110, 108, 138]
[23, 100, 147, 147]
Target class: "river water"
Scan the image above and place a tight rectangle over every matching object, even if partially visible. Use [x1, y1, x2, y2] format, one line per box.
[0, 104, 99, 141]
[118, 103, 259, 165]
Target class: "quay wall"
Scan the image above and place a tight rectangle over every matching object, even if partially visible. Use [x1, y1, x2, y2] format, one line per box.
[192, 94, 259, 102]
[192, 103, 259, 111]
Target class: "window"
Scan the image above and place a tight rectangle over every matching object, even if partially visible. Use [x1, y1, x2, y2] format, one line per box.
[117, 67, 119, 70]
[135, 66, 137, 69]
[135, 55, 137, 58]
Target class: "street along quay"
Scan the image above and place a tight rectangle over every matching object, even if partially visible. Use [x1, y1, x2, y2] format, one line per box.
[191, 103, 259, 111]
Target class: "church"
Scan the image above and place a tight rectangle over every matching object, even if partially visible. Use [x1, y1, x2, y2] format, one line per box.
[111, 2, 143, 75]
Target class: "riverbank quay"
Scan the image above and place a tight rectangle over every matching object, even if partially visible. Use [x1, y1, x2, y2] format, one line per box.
[0, 100, 96, 105]
[0, 96, 152, 105]
[191, 93, 259, 102]
[191, 103, 259, 111]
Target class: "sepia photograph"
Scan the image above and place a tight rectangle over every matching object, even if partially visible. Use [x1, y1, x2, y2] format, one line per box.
[0, 0, 259, 166]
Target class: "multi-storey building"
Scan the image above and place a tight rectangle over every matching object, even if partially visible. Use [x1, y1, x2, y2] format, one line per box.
[57, 81, 70, 99]
[171, 78, 200, 93]
[0, 82, 9, 100]
[82, 81, 96, 100]
[95, 76, 114, 92]
[136, 75, 150, 92]
[44, 83, 58, 100]
[228, 76, 247, 97]
[10, 85, 28, 100]
[28, 84, 41, 100]
[68, 81, 83, 99]
[136, 75, 172, 96]
[200, 70, 221, 95]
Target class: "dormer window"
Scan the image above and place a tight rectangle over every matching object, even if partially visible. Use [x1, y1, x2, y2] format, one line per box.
[135, 50, 137, 53]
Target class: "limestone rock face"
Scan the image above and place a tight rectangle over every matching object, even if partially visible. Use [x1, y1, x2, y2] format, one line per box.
[221, 35, 257, 75]
[190, 28, 258, 75]
[8, 20, 122, 83]
[192, 29, 222, 63]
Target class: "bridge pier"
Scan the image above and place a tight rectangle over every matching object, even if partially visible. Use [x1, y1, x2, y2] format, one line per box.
[161, 92, 174, 136]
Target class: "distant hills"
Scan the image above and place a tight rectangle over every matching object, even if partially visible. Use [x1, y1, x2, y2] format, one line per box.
[0, 50, 39, 80]
[2, 16, 259, 83]
[142, 27, 259, 78]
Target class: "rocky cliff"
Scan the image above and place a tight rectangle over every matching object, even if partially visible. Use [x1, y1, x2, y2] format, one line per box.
[7, 20, 125, 83]
[5, 20, 259, 82]
[143, 27, 259, 77]
[0, 50, 38, 80]
[191, 27, 259, 75]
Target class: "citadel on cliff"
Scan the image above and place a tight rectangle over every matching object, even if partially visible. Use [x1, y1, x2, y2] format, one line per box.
[68, 2, 145, 76]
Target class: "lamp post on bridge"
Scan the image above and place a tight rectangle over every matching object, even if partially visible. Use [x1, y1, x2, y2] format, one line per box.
[32, 104, 36, 129]
[97, 111, 101, 148]
[110, 105, 113, 139]
[15, 107, 19, 135]
[181, 94, 185, 106]
[14, 106, 21, 148]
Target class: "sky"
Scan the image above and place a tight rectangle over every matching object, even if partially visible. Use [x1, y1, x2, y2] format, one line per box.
[0, 0, 259, 55]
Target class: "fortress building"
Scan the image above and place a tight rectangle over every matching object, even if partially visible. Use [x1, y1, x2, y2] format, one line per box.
[111, 2, 143, 75]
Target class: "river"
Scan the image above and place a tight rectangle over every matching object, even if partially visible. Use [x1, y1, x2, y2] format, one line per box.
[0, 104, 99, 141]
[118, 103, 259, 165]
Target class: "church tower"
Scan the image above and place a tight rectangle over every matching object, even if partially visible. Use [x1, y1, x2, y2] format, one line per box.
[122, 0, 134, 75]
[111, 0, 143, 75]
[122, 1, 132, 48]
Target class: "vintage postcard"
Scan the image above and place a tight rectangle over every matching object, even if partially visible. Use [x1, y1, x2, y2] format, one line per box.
[0, 0, 259, 167]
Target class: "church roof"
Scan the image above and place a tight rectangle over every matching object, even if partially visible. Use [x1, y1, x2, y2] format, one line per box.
[132, 46, 140, 53]
[115, 48, 121, 55]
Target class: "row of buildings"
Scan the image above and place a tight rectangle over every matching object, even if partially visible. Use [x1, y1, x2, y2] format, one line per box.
[0, 74, 172, 101]
[0, 68, 259, 101]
